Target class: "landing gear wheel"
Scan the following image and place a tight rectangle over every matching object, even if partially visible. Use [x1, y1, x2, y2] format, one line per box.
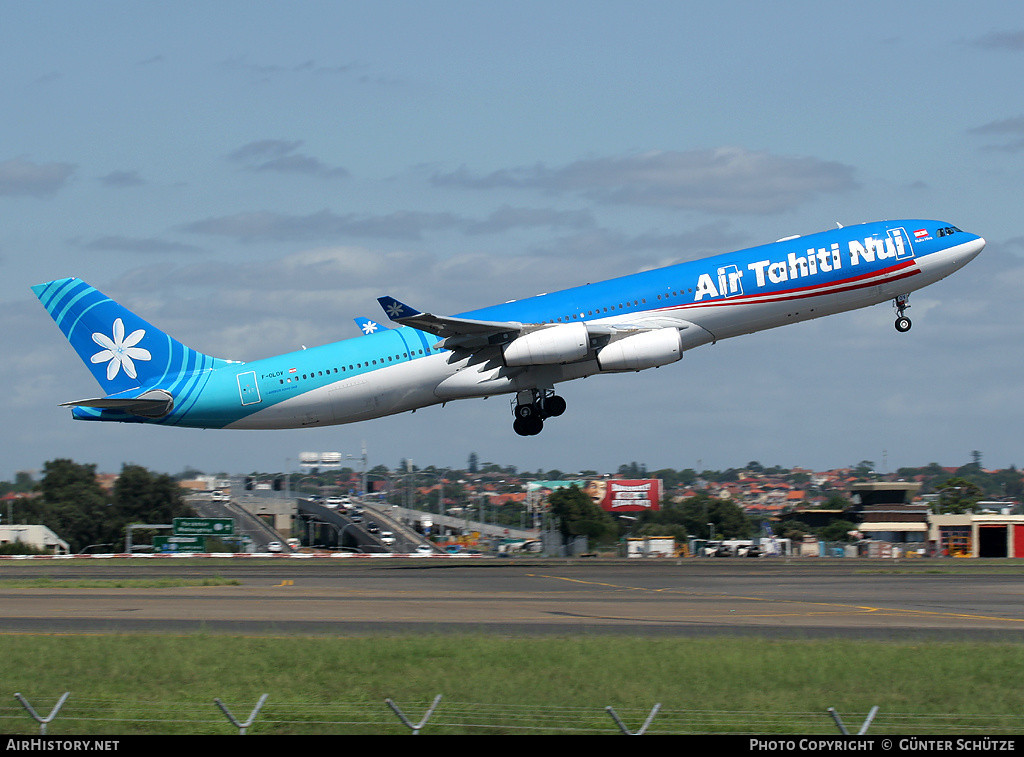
[511, 389, 562, 435]
[893, 294, 912, 333]
[541, 395, 566, 418]
[514, 403, 539, 420]
[513, 416, 544, 436]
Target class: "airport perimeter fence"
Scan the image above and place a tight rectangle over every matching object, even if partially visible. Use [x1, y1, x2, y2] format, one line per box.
[3, 694, 1022, 735]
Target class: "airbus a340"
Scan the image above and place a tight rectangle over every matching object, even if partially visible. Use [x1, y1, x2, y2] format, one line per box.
[33, 219, 984, 436]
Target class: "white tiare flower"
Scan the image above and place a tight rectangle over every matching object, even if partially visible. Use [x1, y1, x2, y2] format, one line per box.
[91, 318, 151, 380]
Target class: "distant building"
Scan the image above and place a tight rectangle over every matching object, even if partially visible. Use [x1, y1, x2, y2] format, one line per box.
[929, 514, 1024, 558]
[0, 525, 69, 554]
[848, 482, 927, 544]
[778, 509, 846, 529]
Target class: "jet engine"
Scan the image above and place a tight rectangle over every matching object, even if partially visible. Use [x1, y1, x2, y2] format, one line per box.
[502, 322, 590, 366]
[596, 328, 683, 371]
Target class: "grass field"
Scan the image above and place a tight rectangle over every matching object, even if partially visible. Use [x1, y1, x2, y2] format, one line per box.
[2, 633, 1023, 735]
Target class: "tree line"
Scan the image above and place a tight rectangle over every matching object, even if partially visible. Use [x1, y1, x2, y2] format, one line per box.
[5, 451, 1019, 553]
[4, 459, 192, 554]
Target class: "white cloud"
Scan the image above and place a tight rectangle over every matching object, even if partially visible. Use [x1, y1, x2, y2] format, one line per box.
[82, 236, 205, 254]
[0, 158, 75, 198]
[182, 209, 462, 242]
[227, 140, 350, 179]
[98, 170, 146, 188]
[969, 116, 1024, 152]
[971, 31, 1024, 52]
[433, 148, 859, 214]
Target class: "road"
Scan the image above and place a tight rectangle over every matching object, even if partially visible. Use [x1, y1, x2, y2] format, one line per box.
[1, 558, 1022, 639]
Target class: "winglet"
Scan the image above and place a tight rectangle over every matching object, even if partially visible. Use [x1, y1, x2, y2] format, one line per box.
[377, 296, 422, 323]
[354, 316, 388, 335]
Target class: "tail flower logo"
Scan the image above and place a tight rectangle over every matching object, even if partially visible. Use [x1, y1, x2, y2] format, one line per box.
[91, 318, 151, 380]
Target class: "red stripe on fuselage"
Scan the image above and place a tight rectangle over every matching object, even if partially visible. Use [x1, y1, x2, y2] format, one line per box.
[663, 259, 919, 313]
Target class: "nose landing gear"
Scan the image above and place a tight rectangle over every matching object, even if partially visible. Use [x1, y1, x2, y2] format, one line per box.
[512, 389, 566, 436]
[893, 294, 912, 332]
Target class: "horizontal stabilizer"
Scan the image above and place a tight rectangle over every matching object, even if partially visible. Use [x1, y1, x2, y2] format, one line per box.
[61, 389, 174, 419]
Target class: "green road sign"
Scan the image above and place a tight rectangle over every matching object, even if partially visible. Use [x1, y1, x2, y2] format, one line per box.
[173, 517, 235, 536]
[153, 535, 206, 553]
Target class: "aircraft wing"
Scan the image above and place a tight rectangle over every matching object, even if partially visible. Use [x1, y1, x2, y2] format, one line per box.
[377, 296, 524, 340]
[377, 296, 707, 352]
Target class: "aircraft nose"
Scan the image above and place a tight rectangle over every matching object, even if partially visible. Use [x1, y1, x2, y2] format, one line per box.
[966, 235, 986, 261]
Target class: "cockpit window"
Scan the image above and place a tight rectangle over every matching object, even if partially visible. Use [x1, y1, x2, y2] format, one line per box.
[936, 226, 962, 237]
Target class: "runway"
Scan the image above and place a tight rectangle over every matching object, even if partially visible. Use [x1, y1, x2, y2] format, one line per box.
[2, 558, 1023, 639]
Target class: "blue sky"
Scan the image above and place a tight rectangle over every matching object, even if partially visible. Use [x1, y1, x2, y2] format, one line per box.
[3, 2, 1024, 480]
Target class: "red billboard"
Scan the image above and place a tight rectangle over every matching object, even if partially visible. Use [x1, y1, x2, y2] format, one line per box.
[587, 479, 662, 512]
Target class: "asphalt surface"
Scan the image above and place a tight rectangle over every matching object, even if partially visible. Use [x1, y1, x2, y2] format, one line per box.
[2, 558, 1023, 640]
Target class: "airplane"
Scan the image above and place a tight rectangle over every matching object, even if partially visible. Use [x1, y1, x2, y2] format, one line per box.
[33, 219, 984, 437]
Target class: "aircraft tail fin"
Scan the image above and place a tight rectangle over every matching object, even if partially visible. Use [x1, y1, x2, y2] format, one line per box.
[32, 278, 231, 397]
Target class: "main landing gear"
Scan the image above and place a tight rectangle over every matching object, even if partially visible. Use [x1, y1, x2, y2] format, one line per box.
[893, 294, 912, 333]
[512, 389, 566, 436]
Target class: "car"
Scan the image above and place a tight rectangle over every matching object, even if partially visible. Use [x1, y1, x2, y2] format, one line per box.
[413, 545, 434, 556]
[367, 522, 380, 534]
[380, 532, 395, 546]
[325, 497, 343, 508]
[266, 541, 283, 553]
[704, 541, 732, 557]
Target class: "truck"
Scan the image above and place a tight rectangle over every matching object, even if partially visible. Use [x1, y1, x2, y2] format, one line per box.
[626, 537, 677, 558]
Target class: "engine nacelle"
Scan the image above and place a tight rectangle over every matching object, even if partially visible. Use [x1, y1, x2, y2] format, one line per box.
[596, 328, 684, 372]
[502, 322, 590, 366]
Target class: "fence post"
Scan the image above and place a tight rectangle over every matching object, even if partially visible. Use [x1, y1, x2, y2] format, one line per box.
[14, 692, 70, 735]
[828, 705, 879, 735]
[385, 695, 442, 735]
[214, 694, 268, 735]
[606, 703, 661, 735]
